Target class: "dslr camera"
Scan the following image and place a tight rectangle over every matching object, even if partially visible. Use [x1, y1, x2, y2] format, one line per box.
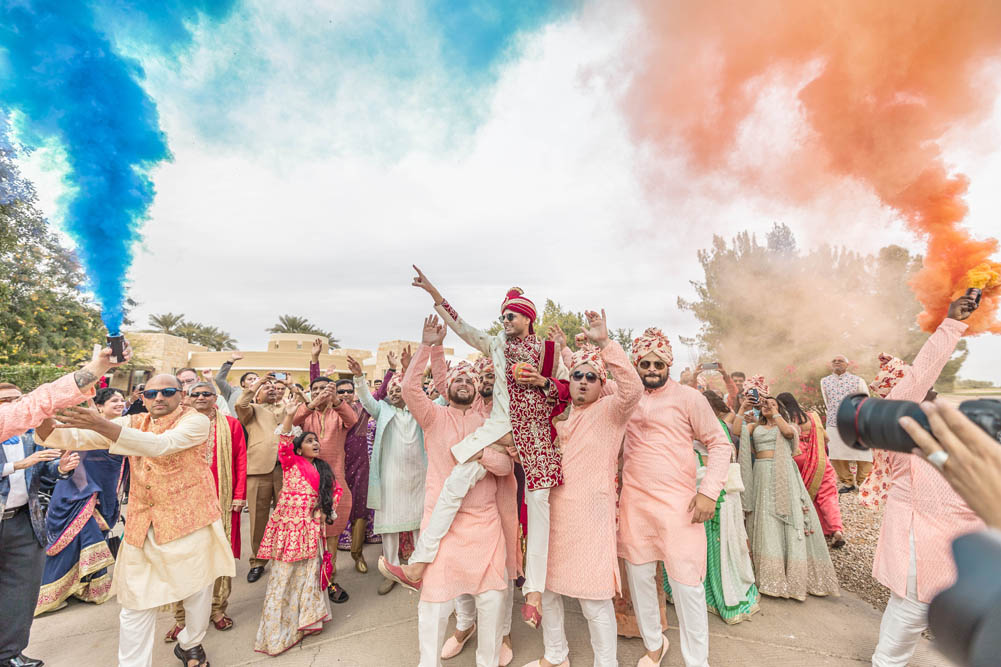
[836, 395, 1001, 453]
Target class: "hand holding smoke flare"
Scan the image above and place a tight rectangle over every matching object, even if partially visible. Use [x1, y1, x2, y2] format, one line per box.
[624, 0, 1001, 337]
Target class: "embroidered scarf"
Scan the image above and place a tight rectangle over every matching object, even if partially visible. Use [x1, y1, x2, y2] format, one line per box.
[210, 411, 234, 543]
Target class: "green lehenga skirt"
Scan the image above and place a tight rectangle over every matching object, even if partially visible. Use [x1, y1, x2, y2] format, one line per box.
[664, 489, 760, 624]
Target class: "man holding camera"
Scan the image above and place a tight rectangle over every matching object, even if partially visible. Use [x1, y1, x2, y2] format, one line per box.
[865, 294, 981, 667]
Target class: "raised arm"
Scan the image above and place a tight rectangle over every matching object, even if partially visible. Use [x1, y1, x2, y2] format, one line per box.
[214, 351, 242, 400]
[236, 374, 266, 425]
[349, 356, 382, 418]
[372, 357, 396, 402]
[402, 328, 440, 428]
[604, 342, 643, 423]
[412, 264, 494, 354]
[429, 345, 449, 398]
[887, 315, 969, 402]
[0, 343, 131, 440]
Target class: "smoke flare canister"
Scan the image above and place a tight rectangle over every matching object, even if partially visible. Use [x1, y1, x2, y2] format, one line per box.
[966, 288, 982, 307]
[107, 334, 126, 363]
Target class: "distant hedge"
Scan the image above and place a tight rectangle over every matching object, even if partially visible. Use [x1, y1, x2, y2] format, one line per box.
[0, 364, 67, 392]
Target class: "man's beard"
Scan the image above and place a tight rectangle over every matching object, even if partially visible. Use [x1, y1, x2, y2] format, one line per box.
[479, 387, 493, 398]
[641, 374, 668, 389]
[449, 390, 474, 406]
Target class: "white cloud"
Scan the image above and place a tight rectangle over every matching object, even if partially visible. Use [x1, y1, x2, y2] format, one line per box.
[17, 0, 1001, 382]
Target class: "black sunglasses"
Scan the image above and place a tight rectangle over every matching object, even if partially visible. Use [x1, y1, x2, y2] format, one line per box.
[336, 389, 354, 395]
[189, 391, 215, 398]
[571, 371, 600, 383]
[142, 388, 181, 399]
[638, 360, 667, 370]
[500, 313, 517, 322]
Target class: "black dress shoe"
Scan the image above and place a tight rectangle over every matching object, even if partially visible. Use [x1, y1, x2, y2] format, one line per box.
[838, 485, 856, 494]
[8, 654, 44, 667]
[247, 566, 265, 583]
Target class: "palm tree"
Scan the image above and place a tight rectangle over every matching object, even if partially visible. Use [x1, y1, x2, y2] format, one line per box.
[148, 312, 186, 335]
[267, 315, 339, 348]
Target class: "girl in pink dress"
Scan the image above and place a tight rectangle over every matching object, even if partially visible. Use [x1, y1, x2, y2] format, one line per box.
[254, 402, 342, 656]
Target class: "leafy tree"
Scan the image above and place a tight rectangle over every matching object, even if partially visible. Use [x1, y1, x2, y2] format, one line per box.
[679, 223, 966, 402]
[0, 121, 107, 365]
[146, 314, 237, 351]
[612, 328, 634, 353]
[268, 315, 339, 348]
[148, 312, 186, 335]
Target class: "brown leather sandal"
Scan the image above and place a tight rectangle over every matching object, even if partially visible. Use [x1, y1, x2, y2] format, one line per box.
[212, 615, 234, 631]
[174, 643, 209, 666]
[164, 624, 184, 643]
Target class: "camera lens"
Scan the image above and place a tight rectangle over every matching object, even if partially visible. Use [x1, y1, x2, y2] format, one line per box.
[836, 393, 931, 453]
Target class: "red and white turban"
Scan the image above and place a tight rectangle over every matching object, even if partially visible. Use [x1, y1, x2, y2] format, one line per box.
[473, 356, 495, 378]
[385, 374, 403, 393]
[869, 353, 910, 398]
[743, 375, 770, 397]
[501, 287, 537, 333]
[569, 344, 606, 383]
[631, 328, 674, 367]
[446, 361, 476, 389]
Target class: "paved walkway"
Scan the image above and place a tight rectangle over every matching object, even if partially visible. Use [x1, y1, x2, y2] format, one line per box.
[28, 518, 953, 666]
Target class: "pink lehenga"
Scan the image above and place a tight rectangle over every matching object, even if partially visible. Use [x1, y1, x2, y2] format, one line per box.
[254, 431, 342, 656]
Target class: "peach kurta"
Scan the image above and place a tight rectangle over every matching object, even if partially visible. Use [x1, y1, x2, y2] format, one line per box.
[0, 373, 92, 441]
[618, 379, 730, 586]
[293, 400, 358, 540]
[871, 318, 984, 603]
[549, 342, 642, 600]
[403, 344, 513, 604]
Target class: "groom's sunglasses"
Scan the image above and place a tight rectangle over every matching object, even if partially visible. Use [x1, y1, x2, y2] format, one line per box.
[142, 388, 181, 399]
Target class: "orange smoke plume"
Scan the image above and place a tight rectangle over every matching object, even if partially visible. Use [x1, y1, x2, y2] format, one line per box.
[625, 0, 1001, 334]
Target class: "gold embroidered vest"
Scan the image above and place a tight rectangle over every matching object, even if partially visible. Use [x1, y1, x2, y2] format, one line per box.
[124, 408, 221, 548]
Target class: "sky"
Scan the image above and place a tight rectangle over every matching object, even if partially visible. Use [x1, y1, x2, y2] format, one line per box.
[13, 0, 1001, 382]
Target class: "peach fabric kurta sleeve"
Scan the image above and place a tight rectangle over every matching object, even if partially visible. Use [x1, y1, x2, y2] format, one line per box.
[872, 318, 983, 603]
[403, 344, 511, 603]
[430, 344, 449, 397]
[0, 374, 93, 440]
[548, 342, 642, 600]
[618, 379, 731, 586]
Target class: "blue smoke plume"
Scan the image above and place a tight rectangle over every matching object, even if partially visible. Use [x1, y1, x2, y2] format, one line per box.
[0, 0, 233, 333]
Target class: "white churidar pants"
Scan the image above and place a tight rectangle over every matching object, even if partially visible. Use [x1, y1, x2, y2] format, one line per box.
[118, 582, 212, 667]
[872, 529, 926, 667]
[455, 579, 514, 636]
[541, 590, 617, 666]
[381, 529, 420, 568]
[410, 461, 487, 564]
[418, 588, 505, 667]
[523, 487, 550, 596]
[624, 560, 709, 667]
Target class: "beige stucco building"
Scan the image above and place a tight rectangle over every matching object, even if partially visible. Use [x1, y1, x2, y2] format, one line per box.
[112, 331, 456, 391]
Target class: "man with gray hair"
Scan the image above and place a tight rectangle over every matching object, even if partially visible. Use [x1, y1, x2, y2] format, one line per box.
[820, 354, 871, 492]
[166, 382, 248, 641]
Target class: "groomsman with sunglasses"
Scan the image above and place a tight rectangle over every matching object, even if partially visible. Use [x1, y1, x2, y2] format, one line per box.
[523, 310, 644, 667]
[36, 374, 234, 667]
[617, 329, 731, 667]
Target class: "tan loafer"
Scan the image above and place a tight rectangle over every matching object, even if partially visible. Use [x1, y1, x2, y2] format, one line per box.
[499, 640, 514, 667]
[441, 623, 475, 660]
[637, 636, 669, 666]
[519, 660, 569, 667]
